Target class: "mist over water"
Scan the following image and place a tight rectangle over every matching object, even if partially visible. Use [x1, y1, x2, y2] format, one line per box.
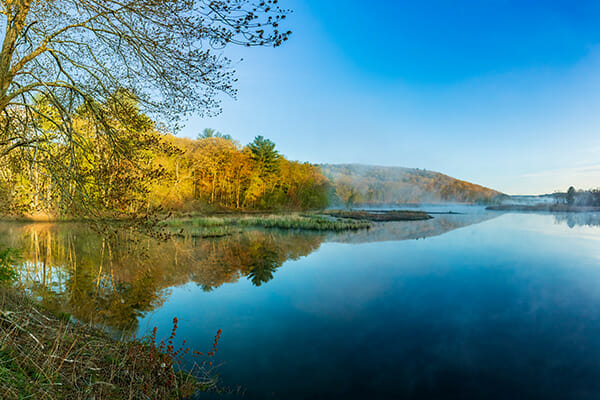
[2, 210, 600, 399]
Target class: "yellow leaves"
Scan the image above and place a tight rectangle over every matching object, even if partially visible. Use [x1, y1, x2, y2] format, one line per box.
[146, 133, 330, 211]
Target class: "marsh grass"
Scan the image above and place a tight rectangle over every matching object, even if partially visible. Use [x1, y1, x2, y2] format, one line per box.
[164, 213, 372, 235]
[167, 224, 243, 238]
[0, 288, 218, 399]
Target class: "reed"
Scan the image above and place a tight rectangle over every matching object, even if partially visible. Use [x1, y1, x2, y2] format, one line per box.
[165, 213, 372, 233]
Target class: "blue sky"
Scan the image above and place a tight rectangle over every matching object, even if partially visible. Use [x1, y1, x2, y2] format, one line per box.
[181, 0, 600, 195]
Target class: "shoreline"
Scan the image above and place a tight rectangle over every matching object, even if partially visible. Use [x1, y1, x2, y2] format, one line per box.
[486, 204, 600, 213]
[0, 287, 212, 399]
[1, 210, 436, 238]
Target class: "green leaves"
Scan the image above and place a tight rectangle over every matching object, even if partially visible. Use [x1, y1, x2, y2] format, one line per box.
[247, 135, 280, 176]
[0, 246, 19, 285]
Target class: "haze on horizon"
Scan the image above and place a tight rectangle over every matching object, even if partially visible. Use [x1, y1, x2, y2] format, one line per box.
[181, 0, 600, 196]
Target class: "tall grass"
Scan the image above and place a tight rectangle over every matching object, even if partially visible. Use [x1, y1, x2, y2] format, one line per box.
[0, 288, 219, 399]
[164, 213, 371, 234]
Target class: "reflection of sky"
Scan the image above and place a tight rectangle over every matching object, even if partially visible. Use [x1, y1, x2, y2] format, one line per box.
[507, 213, 600, 244]
[17, 261, 69, 294]
[141, 213, 600, 399]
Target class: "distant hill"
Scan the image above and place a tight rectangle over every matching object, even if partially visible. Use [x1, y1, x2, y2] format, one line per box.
[319, 164, 505, 206]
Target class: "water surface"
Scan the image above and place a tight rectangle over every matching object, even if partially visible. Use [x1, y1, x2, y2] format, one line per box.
[3, 210, 600, 399]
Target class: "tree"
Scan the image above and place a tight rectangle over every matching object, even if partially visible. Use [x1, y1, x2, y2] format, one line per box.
[193, 136, 238, 204]
[197, 128, 232, 141]
[566, 186, 576, 206]
[245, 135, 281, 207]
[247, 135, 280, 176]
[0, 0, 290, 218]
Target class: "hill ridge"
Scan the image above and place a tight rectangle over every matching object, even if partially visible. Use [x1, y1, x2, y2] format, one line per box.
[319, 163, 504, 206]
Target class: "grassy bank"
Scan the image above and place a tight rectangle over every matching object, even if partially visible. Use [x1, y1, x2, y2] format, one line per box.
[0, 288, 215, 399]
[163, 213, 372, 237]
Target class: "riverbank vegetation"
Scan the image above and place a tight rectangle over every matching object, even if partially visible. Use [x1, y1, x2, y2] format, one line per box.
[0, 287, 219, 399]
[0, 120, 331, 221]
[556, 187, 600, 207]
[150, 134, 331, 212]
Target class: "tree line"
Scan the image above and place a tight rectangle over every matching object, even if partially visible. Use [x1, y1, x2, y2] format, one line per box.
[558, 186, 600, 207]
[150, 130, 330, 212]
[0, 94, 330, 216]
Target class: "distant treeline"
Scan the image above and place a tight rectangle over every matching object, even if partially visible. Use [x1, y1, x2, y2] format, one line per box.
[321, 164, 505, 207]
[554, 187, 600, 207]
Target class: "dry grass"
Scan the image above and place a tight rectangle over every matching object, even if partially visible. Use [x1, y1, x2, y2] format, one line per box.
[0, 288, 215, 399]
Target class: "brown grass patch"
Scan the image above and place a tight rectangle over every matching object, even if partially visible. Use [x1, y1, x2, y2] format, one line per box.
[0, 288, 216, 399]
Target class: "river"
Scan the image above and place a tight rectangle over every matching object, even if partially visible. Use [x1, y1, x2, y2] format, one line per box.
[2, 209, 600, 399]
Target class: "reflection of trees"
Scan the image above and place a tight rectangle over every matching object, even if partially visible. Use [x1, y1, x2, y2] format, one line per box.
[328, 213, 499, 244]
[0, 223, 325, 333]
[0, 213, 504, 334]
[554, 213, 600, 229]
[246, 244, 280, 287]
[184, 230, 325, 290]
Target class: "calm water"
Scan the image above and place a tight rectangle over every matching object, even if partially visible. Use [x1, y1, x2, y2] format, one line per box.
[3, 210, 600, 399]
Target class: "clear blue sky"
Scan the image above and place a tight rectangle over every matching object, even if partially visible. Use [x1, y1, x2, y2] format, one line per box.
[181, 0, 600, 195]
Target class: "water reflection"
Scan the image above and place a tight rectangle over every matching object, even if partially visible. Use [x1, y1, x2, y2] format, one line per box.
[1, 223, 326, 332]
[5, 212, 600, 399]
[330, 212, 499, 243]
[0, 213, 499, 333]
[554, 212, 600, 228]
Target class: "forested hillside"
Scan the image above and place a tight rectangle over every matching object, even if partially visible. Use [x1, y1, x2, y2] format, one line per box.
[321, 164, 504, 206]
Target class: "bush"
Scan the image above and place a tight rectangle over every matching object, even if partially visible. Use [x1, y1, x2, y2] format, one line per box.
[0, 247, 18, 285]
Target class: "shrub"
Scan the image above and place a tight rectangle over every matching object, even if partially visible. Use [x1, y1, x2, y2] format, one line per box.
[0, 247, 18, 285]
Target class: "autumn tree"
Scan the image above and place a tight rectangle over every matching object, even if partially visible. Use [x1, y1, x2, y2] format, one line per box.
[145, 133, 329, 211]
[0, 0, 290, 218]
[193, 136, 239, 205]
